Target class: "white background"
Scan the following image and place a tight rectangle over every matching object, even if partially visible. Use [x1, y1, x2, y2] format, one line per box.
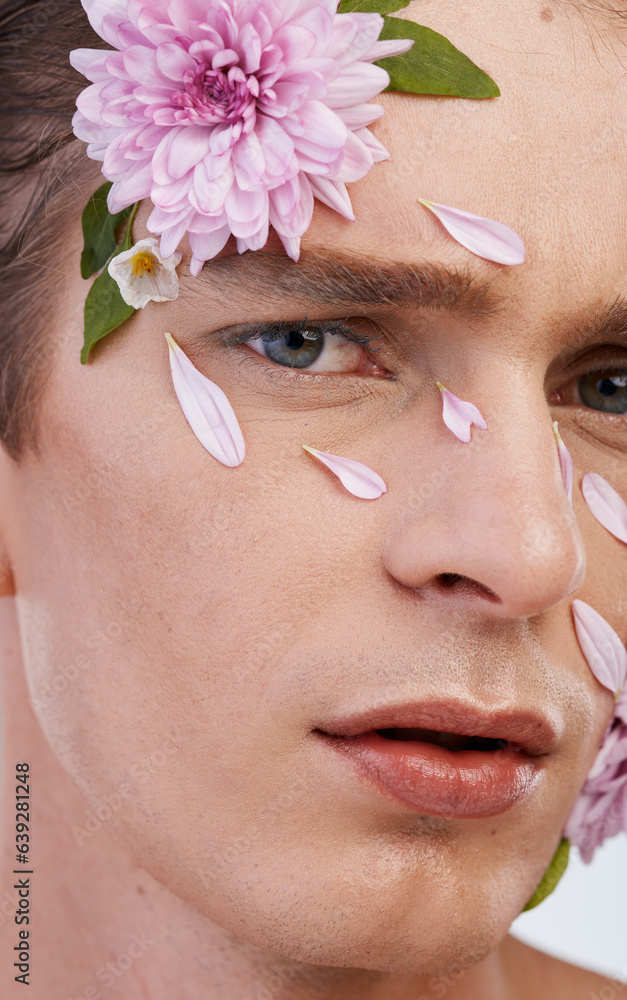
[511, 833, 627, 982]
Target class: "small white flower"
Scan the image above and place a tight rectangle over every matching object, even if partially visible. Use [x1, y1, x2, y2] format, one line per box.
[108, 238, 181, 309]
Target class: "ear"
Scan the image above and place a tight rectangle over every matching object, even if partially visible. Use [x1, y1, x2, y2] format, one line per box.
[0, 536, 15, 597]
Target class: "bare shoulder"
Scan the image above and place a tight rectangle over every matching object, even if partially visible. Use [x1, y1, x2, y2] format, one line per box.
[503, 934, 624, 1000]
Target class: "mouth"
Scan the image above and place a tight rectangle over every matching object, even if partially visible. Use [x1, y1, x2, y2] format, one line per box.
[315, 701, 556, 819]
[376, 728, 510, 751]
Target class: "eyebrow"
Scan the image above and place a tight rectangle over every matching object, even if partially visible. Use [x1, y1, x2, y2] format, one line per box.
[575, 295, 627, 347]
[191, 247, 627, 354]
[193, 246, 505, 319]
[542, 294, 627, 371]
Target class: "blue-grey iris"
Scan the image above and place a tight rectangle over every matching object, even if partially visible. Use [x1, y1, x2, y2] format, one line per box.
[262, 329, 324, 368]
[578, 371, 627, 414]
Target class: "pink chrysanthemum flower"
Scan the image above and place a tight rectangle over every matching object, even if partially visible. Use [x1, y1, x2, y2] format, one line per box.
[565, 687, 627, 862]
[71, 0, 413, 274]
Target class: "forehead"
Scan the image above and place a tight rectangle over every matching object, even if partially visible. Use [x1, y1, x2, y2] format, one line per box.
[300, 0, 627, 325]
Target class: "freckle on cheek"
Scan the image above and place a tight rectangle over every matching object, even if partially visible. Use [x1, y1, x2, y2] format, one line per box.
[540, 7, 554, 21]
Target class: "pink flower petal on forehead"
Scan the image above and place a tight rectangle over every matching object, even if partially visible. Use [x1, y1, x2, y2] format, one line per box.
[572, 599, 627, 695]
[165, 332, 245, 468]
[552, 421, 573, 504]
[582, 472, 627, 544]
[418, 199, 525, 266]
[302, 445, 386, 500]
[436, 382, 487, 443]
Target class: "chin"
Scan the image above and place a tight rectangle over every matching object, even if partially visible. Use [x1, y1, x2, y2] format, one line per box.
[143, 844, 517, 979]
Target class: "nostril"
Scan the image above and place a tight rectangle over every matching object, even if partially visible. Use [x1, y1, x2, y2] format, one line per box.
[437, 573, 500, 602]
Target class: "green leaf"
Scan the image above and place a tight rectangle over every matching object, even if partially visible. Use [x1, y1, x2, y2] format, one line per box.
[80, 182, 134, 280]
[521, 838, 570, 913]
[337, 0, 409, 13]
[80, 203, 139, 364]
[81, 271, 135, 365]
[376, 17, 500, 99]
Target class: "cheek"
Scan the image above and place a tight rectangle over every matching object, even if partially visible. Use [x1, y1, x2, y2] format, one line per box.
[4, 392, 382, 937]
[7, 354, 359, 778]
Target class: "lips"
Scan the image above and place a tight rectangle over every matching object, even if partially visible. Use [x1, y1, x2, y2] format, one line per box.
[316, 700, 557, 819]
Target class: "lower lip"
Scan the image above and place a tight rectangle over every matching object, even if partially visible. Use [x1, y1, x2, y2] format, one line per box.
[322, 731, 543, 818]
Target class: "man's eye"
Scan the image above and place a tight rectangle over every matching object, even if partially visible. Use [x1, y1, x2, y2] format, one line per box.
[244, 322, 380, 375]
[577, 369, 627, 414]
[551, 364, 627, 414]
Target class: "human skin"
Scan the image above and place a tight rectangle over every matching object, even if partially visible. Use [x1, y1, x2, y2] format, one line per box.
[0, 0, 626, 996]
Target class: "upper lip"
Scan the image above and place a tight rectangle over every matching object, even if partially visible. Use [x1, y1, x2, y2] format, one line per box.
[317, 699, 559, 757]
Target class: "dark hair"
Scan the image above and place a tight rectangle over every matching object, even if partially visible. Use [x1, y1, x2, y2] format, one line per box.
[0, 0, 103, 459]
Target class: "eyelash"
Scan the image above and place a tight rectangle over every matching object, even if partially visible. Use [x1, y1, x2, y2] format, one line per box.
[230, 316, 378, 349]
[226, 317, 627, 415]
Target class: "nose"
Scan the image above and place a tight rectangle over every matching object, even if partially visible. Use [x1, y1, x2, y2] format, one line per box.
[381, 395, 586, 619]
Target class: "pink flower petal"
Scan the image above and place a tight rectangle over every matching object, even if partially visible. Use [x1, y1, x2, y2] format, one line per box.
[155, 42, 197, 82]
[325, 63, 390, 109]
[335, 102, 384, 129]
[552, 421, 574, 504]
[70, 48, 111, 81]
[571, 599, 627, 695]
[236, 217, 270, 253]
[419, 199, 525, 266]
[307, 176, 355, 221]
[188, 227, 231, 276]
[437, 382, 487, 443]
[269, 175, 313, 238]
[122, 44, 164, 84]
[365, 37, 415, 61]
[189, 162, 234, 214]
[231, 131, 266, 185]
[71, 110, 120, 151]
[335, 129, 375, 184]
[582, 472, 627, 544]
[83, 0, 130, 47]
[277, 234, 301, 261]
[165, 332, 245, 468]
[289, 99, 348, 150]
[302, 445, 386, 499]
[106, 160, 153, 210]
[254, 115, 296, 177]
[353, 125, 389, 163]
[157, 211, 195, 258]
[328, 11, 381, 66]
[235, 22, 263, 74]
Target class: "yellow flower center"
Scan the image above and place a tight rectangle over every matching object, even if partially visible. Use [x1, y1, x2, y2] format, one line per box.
[132, 251, 157, 277]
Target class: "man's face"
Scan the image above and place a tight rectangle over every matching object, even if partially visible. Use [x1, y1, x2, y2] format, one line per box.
[3, 0, 627, 975]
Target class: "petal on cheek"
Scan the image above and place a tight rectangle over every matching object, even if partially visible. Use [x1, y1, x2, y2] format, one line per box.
[571, 599, 627, 695]
[582, 472, 627, 544]
[552, 421, 574, 504]
[302, 445, 386, 499]
[165, 332, 245, 468]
